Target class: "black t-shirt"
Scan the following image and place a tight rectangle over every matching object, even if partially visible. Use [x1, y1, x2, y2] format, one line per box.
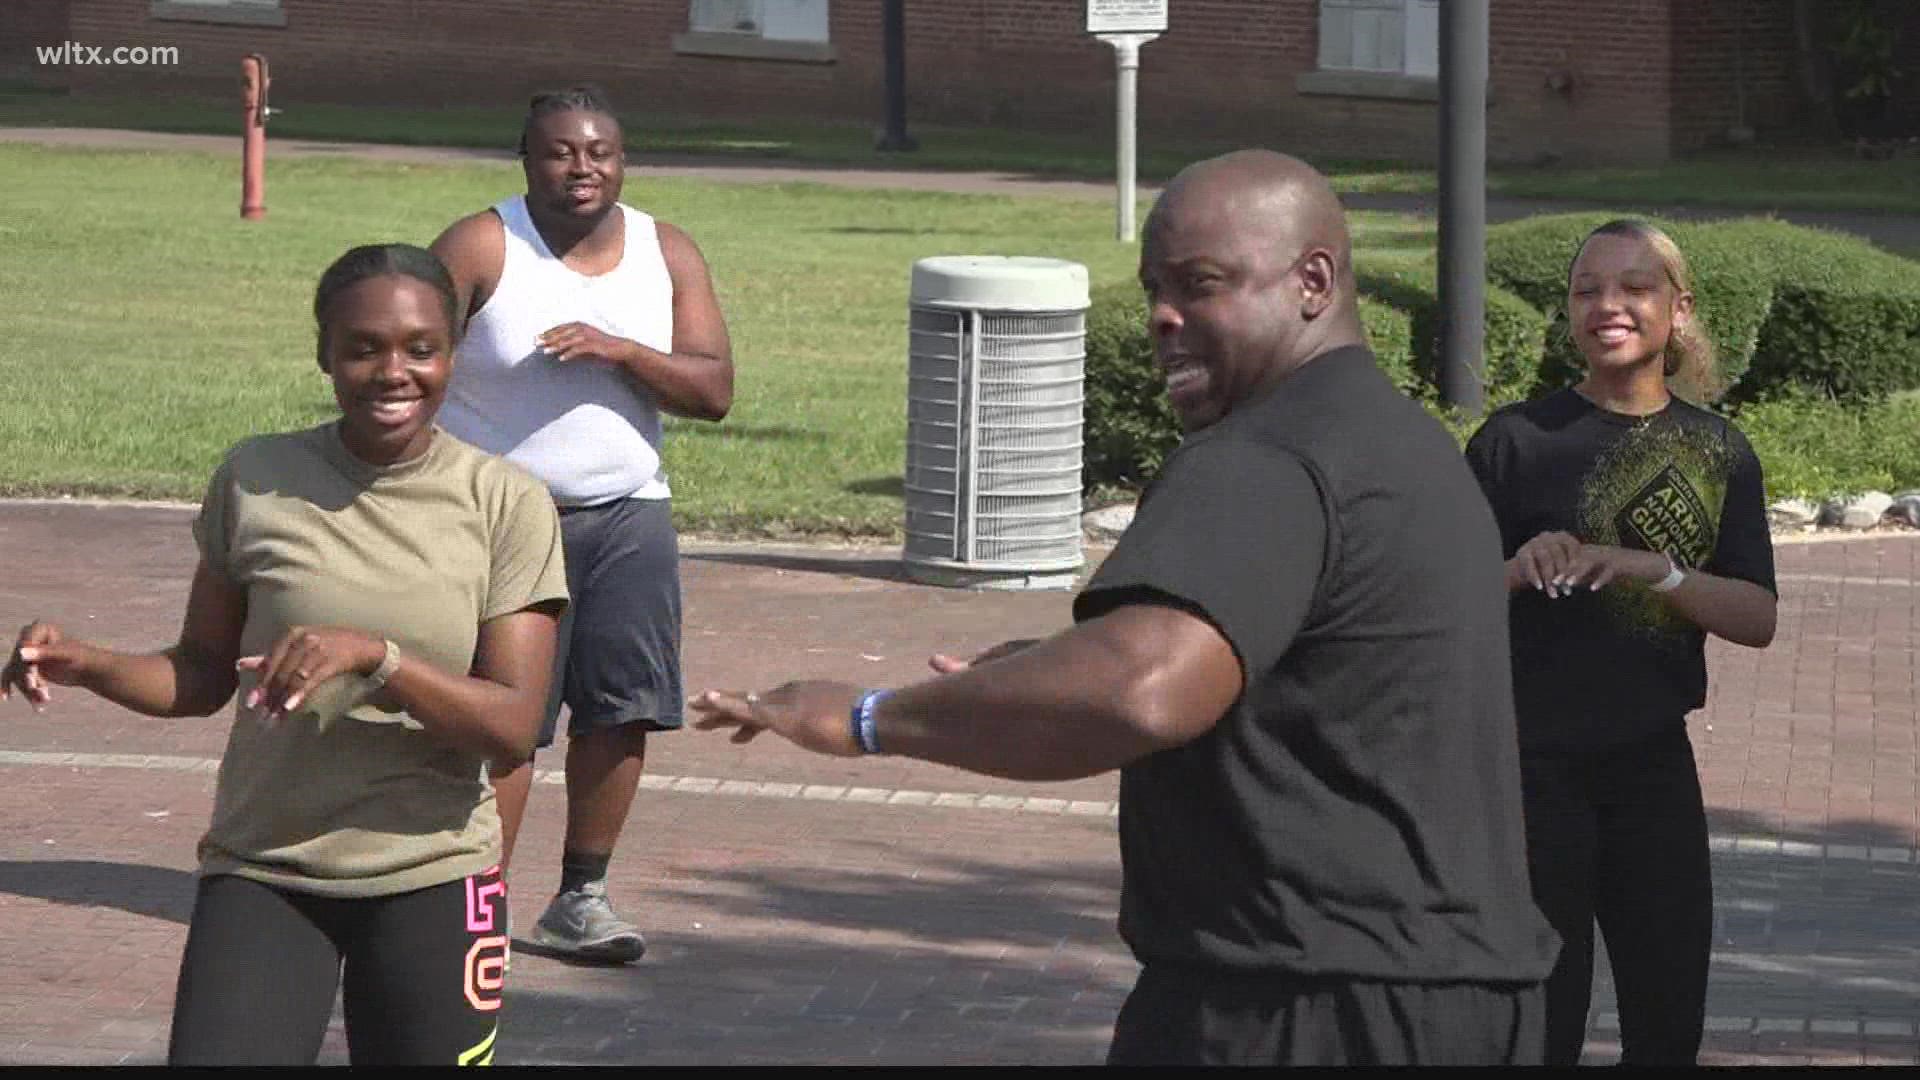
[1074, 346, 1558, 984]
[1464, 389, 1776, 753]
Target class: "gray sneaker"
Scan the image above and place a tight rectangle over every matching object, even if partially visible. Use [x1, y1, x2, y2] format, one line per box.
[530, 882, 647, 963]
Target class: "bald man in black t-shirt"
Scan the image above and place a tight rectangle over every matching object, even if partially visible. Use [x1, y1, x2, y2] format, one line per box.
[690, 150, 1558, 1066]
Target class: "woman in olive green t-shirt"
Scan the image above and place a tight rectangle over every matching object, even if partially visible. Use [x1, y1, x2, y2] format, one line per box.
[2, 243, 568, 1065]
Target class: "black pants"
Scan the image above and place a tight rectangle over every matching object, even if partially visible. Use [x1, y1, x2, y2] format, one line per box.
[1107, 965, 1544, 1065]
[168, 869, 508, 1065]
[1522, 728, 1713, 1066]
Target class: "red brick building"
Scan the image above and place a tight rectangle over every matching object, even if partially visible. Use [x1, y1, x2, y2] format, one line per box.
[0, 0, 1874, 164]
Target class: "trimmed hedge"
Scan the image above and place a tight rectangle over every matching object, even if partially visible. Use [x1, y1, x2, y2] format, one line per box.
[1082, 280, 1175, 488]
[1355, 255, 1548, 408]
[1715, 219, 1920, 403]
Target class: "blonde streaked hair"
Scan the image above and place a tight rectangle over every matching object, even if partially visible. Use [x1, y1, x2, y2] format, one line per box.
[1571, 219, 1725, 402]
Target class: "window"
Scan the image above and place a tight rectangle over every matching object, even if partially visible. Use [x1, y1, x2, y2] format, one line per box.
[1317, 0, 1437, 78]
[689, 0, 828, 44]
[150, 0, 286, 28]
[677, 0, 832, 62]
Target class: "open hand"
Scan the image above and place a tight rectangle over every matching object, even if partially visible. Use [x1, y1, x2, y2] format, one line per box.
[689, 679, 866, 757]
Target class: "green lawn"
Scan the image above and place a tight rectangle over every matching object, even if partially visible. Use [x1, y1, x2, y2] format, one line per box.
[6, 83, 1917, 215]
[0, 142, 1431, 537]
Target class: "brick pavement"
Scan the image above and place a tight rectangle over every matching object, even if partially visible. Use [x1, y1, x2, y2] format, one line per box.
[0, 500, 1917, 1064]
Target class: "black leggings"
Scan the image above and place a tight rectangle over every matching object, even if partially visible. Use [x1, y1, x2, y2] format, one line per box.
[1522, 728, 1713, 1066]
[168, 867, 508, 1065]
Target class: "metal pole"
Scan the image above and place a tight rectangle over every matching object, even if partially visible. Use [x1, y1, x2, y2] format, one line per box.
[1105, 34, 1155, 242]
[1438, 0, 1488, 416]
[1118, 39, 1138, 242]
[875, 0, 917, 152]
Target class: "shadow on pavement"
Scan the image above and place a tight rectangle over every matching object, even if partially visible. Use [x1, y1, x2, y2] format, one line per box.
[683, 548, 913, 584]
[0, 859, 195, 924]
[498, 845, 1127, 1065]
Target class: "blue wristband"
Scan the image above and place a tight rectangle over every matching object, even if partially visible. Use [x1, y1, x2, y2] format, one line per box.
[851, 689, 890, 755]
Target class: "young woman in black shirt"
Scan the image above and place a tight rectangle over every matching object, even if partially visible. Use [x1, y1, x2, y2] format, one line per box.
[1465, 220, 1778, 1065]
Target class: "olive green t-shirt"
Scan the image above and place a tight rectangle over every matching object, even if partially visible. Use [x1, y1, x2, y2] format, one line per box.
[193, 423, 567, 897]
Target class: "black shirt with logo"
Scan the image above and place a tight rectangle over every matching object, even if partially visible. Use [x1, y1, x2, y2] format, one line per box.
[1465, 389, 1777, 753]
[1075, 346, 1558, 984]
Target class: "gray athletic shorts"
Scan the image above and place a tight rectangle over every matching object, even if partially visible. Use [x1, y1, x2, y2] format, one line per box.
[541, 496, 683, 747]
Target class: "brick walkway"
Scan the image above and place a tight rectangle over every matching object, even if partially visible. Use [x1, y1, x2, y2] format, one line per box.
[0, 501, 1915, 1065]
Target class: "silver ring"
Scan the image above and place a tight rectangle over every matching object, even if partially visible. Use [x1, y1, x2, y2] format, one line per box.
[745, 692, 760, 706]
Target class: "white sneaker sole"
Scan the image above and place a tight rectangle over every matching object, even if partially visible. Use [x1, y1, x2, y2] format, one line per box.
[529, 926, 647, 963]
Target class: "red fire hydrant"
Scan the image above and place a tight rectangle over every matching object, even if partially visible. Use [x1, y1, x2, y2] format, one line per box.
[240, 54, 270, 220]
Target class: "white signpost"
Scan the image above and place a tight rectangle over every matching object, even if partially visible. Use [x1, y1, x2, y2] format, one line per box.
[1087, 0, 1166, 242]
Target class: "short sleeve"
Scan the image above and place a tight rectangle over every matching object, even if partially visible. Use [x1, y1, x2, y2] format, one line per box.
[1073, 436, 1328, 680]
[1463, 415, 1518, 556]
[1705, 424, 1776, 596]
[192, 455, 236, 576]
[485, 472, 569, 621]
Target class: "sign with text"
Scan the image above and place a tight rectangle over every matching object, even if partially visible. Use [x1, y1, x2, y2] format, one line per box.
[1086, 0, 1167, 35]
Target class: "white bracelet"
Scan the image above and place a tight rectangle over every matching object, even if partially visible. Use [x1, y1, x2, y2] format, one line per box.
[366, 639, 401, 689]
[1649, 554, 1687, 594]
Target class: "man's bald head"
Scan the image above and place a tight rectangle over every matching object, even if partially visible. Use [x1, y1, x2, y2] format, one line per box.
[1139, 150, 1367, 432]
[1152, 149, 1355, 292]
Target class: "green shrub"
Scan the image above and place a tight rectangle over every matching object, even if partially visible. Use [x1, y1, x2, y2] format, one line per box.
[1082, 281, 1175, 488]
[1081, 281, 1424, 488]
[1717, 220, 1920, 403]
[1484, 212, 1775, 399]
[1355, 255, 1548, 407]
[1360, 297, 1421, 399]
[1733, 389, 1920, 499]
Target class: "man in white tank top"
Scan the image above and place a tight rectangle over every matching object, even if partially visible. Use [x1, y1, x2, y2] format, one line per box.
[431, 86, 734, 964]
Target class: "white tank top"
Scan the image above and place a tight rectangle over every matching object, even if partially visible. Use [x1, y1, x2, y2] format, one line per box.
[439, 195, 675, 505]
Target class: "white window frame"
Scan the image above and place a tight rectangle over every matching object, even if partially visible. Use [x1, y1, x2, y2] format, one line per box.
[677, 0, 834, 62]
[1317, 0, 1437, 79]
[689, 0, 829, 44]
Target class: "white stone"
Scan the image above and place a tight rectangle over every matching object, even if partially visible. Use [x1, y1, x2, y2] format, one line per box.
[1767, 498, 1819, 527]
[1082, 503, 1136, 541]
[1843, 490, 1889, 526]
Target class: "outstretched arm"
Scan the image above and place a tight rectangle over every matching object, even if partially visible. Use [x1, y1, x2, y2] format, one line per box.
[690, 602, 1243, 783]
